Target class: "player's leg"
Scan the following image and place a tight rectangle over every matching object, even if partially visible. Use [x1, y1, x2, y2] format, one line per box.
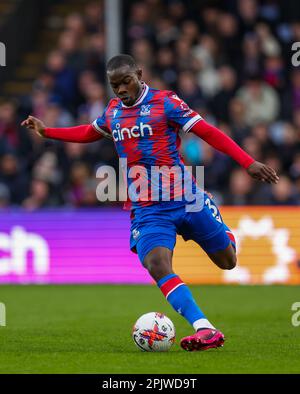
[175, 194, 238, 350]
[200, 213, 237, 270]
[143, 245, 212, 329]
[131, 205, 224, 351]
[180, 193, 237, 271]
[141, 246, 173, 282]
[178, 220, 234, 350]
[141, 243, 224, 352]
[207, 241, 237, 271]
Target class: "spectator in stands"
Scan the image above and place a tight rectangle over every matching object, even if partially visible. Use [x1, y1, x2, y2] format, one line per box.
[236, 74, 280, 125]
[0, 153, 29, 204]
[66, 161, 93, 207]
[77, 81, 105, 123]
[22, 178, 57, 210]
[44, 50, 77, 111]
[210, 66, 238, 122]
[84, 1, 104, 34]
[224, 168, 255, 205]
[177, 71, 204, 108]
[0, 101, 20, 154]
[0, 183, 10, 209]
[269, 175, 299, 205]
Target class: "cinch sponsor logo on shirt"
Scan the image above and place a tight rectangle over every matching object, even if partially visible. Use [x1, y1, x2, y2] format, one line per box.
[112, 122, 153, 142]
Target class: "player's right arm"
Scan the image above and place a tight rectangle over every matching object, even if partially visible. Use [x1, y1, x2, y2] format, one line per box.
[21, 115, 109, 143]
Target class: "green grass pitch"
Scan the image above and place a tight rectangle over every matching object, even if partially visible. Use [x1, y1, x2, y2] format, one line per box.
[0, 285, 299, 374]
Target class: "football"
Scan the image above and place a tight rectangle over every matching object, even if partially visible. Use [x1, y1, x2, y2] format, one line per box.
[132, 312, 176, 352]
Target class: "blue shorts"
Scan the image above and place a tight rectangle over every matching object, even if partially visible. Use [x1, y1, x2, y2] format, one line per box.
[130, 193, 235, 265]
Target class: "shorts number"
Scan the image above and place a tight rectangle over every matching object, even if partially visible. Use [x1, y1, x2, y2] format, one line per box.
[205, 198, 222, 223]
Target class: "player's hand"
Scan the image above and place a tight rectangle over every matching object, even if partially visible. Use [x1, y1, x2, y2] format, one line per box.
[246, 161, 279, 184]
[21, 115, 46, 137]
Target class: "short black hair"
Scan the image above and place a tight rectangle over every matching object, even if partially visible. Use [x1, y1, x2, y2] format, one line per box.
[106, 54, 138, 72]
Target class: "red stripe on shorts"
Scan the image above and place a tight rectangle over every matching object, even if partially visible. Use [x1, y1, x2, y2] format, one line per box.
[226, 231, 236, 244]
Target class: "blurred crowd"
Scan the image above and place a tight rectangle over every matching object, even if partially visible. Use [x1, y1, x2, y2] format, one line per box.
[0, 0, 300, 209]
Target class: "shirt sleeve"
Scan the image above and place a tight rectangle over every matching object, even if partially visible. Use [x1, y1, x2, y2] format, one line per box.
[92, 104, 113, 139]
[190, 120, 255, 169]
[164, 91, 202, 133]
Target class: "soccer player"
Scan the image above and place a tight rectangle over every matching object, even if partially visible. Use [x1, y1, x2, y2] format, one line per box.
[22, 54, 279, 351]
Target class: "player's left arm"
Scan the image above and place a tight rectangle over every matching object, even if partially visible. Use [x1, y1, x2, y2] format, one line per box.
[190, 120, 279, 184]
[164, 91, 279, 184]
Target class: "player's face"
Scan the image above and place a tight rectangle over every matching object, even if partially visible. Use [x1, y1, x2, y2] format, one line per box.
[107, 65, 142, 106]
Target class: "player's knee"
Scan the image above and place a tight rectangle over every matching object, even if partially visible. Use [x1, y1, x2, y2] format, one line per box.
[222, 254, 237, 270]
[143, 255, 172, 281]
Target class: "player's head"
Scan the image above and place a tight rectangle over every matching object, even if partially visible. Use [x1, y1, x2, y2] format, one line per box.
[106, 54, 143, 106]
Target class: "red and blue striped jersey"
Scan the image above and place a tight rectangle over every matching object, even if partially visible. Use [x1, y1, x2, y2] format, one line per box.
[92, 83, 202, 208]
